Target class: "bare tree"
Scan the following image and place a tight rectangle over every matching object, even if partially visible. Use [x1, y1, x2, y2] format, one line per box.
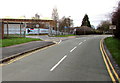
[59, 16, 73, 34]
[32, 13, 40, 19]
[97, 20, 111, 33]
[52, 7, 59, 21]
[52, 7, 59, 35]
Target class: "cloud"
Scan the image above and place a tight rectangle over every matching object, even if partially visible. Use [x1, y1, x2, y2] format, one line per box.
[0, 0, 119, 27]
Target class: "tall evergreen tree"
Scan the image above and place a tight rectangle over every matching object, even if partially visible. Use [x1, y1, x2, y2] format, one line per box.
[81, 14, 91, 27]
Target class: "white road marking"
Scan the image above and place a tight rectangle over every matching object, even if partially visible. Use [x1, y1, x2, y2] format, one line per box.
[53, 41, 57, 44]
[50, 55, 67, 71]
[76, 37, 86, 39]
[76, 38, 81, 39]
[79, 42, 82, 45]
[70, 46, 77, 52]
[58, 40, 62, 44]
[53, 40, 62, 44]
[84, 40, 86, 42]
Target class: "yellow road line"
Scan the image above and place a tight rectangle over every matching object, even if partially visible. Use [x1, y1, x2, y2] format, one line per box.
[100, 39, 116, 83]
[101, 39, 120, 82]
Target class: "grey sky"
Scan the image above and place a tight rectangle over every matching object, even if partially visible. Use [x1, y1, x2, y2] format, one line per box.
[0, 0, 119, 27]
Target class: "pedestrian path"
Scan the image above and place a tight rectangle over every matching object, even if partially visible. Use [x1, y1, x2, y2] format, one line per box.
[2, 41, 54, 59]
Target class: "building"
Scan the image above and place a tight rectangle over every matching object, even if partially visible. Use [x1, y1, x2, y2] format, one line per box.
[0, 18, 55, 39]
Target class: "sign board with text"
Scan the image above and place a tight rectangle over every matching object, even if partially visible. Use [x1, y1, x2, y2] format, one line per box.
[109, 25, 116, 30]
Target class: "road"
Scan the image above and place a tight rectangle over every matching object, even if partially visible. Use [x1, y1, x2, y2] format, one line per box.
[2, 35, 111, 81]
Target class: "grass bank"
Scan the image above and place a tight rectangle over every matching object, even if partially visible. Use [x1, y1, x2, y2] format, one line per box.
[104, 37, 120, 66]
[0, 37, 42, 47]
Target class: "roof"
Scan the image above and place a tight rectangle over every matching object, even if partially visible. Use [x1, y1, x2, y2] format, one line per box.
[1, 16, 53, 20]
[40, 17, 53, 20]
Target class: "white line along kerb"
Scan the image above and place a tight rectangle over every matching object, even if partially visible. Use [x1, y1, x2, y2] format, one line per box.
[50, 55, 67, 71]
[70, 46, 77, 52]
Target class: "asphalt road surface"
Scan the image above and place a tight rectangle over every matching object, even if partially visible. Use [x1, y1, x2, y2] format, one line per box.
[2, 35, 112, 81]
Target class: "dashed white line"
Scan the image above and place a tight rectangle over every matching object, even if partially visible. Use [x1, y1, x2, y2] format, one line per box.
[84, 40, 86, 42]
[70, 46, 77, 52]
[79, 42, 82, 45]
[50, 55, 67, 71]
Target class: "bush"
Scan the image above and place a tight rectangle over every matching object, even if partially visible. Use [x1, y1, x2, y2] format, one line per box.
[76, 29, 103, 35]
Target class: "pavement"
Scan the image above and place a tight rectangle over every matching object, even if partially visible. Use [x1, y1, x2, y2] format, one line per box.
[1, 41, 55, 61]
[2, 35, 113, 81]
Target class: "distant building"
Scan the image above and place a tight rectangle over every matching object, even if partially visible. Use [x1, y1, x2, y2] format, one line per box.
[0, 18, 55, 39]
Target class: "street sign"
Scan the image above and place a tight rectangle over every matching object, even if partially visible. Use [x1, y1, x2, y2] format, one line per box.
[36, 24, 39, 28]
[74, 29, 76, 31]
[109, 25, 116, 29]
[64, 26, 67, 28]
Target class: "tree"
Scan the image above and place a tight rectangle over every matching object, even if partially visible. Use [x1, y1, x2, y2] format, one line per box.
[32, 13, 40, 19]
[97, 20, 111, 32]
[59, 16, 66, 32]
[59, 16, 73, 34]
[81, 14, 91, 27]
[112, 1, 120, 39]
[52, 7, 59, 21]
[51, 7, 59, 35]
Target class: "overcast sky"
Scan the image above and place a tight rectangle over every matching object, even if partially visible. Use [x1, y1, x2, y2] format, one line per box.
[0, 0, 119, 27]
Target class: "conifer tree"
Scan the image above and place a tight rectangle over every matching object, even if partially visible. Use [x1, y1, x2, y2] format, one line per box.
[81, 14, 91, 28]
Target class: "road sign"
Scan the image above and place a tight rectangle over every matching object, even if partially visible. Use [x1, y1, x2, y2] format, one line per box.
[36, 24, 39, 28]
[64, 26, 68, 28]
[74, 29, 76, 31]
[109, 25, 116, 29]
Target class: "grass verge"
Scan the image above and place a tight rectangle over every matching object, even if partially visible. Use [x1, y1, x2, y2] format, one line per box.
[0, 37, 42, 47]
[104, 37, 120, 66]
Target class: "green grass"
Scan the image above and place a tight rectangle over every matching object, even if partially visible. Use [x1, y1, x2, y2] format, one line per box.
[52, 34, 76, 37]
[0, 37, 42, 47]
[105, 37, 120, 66]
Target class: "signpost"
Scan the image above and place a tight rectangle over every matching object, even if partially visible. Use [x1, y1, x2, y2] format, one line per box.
[74, 28, 76, 35]
[109, 25, 116, 29]
[109, 25, 116, 36]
